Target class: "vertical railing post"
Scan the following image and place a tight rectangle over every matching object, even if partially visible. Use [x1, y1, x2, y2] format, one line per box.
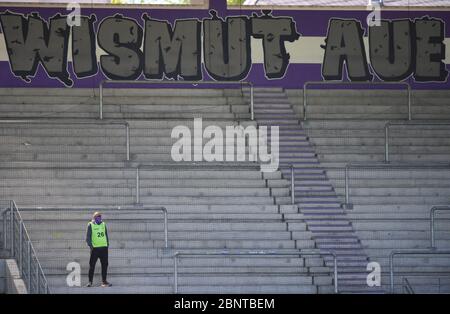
[19, 223, 23, 274]
[303, 83, 307, 121]
[10, 202, 14, 257]
[2, 210, 7, 251]
[164, 208, 168, 249]
[291, 165, 295, 205]
[36, 264, 40, 294]
[345, 165, 349, 206]
[126, 123, 130, 161]
[174, 253, 178, 294]
[27, 241, 31, 293]
[390, 252, 395, 294]
[135, 167, 140, 204]
[407, 85, 412, 121]
[99, 82, 103, 120]
[430, 207, 436, 249]
[385, 124, 390, 163]
[250, 84, 254, 121]
[333, 254, 338, 294]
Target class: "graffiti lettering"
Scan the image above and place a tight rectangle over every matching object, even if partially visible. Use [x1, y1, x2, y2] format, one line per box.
[369, 19, 415, 81]
[72, 15, 98, 78]
[252, 10, 300, 79]
[323, 16, 447, 82]
[143, 14, 201, 80]
[415, 17, 448, 82]
[0, 10, 447, 86]
[97, 14, 143, 80]
[203, 10, 252, 81]
[322, 19, 372, 81]
[0, 11, 72, 86]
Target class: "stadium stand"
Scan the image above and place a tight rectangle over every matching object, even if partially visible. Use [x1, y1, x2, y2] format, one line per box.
[286, 87, 450, 293]
[0, 87, 335, 294]
[0, 86, 449, 294]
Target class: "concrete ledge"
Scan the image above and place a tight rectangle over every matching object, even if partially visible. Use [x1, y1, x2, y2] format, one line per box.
[5, 259, 27, 294]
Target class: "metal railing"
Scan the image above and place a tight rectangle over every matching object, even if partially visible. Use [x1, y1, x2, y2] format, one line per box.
[1, 163, 259, 210]
[99, 80, 254, 120]
[173, 250, 339, 294]
[384, 122, 450, 163]
[15, 206, 169, 249]
[402, 277, 415, 294]
[303, 81, 412, 121]
[401, 275, 450, 294]
[389, 249, 450, 294]
[430, 206, 450, 249]
[342, 163, 450, 209]
[1, 200, 50, 294]
[0, 119, 130, 161]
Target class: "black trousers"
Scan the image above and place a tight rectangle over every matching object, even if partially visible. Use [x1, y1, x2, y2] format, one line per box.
[88, 247, 108, 283]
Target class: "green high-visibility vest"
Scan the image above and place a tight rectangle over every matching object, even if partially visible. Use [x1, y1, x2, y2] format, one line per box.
[89, 221, 108, 248]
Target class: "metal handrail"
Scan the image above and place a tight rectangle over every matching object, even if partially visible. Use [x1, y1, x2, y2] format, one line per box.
[99, 80, 254, 120]
[0, 119, 130, 161]
[384, 122, 450, 163]
[402, 277, 415, 294]
[12, 206, 169, 249]
[430, 206, 450, 249]
[173, 250, 338, 294]
[389, 249, 450, 294]
[303, 81, 412, 121]
[1, 200, 50, 294]
[342, 163, 450, 208]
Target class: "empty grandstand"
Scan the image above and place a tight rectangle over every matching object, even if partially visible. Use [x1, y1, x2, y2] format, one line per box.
[0, 0, 449, 296]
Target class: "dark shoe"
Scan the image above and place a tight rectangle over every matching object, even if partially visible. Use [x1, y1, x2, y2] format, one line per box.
[85, 282, 93, 287]
[101, 281, 112, 287]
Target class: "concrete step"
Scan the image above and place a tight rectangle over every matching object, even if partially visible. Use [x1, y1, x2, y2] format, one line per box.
[46, 274, 323, 288]
[32, 239, 300, 250]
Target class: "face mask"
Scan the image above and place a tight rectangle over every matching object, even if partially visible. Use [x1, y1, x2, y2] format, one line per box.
[94, 216, 102, 224]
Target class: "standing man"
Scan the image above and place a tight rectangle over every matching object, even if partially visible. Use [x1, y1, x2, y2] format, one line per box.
[85, 212, 112, 287]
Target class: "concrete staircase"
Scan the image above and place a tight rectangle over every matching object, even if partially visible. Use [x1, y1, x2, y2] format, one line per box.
[250, 88, 380, 293]
[286, 88, 450, 293]
[0, 87, 335, 294]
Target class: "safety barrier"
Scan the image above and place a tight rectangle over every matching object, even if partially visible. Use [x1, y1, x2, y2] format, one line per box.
[430, 206, 450, 249]
[16, 206, 169, 249]
[1, 200, 50, 294]
[389, 249, 450, 294]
